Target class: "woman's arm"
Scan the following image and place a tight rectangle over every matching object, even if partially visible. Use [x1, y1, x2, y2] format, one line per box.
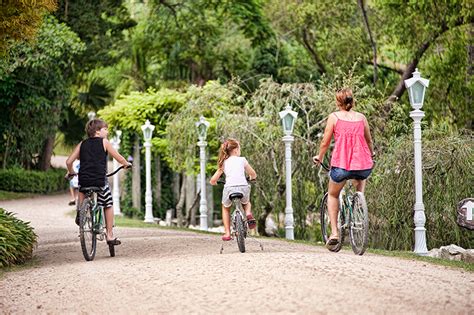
[363, 117, 374, 155]
[66, 143, 81, 174]
[209, 169, 223, 185]
[313, 114, 335, 163]
[103, 139, 130, 166]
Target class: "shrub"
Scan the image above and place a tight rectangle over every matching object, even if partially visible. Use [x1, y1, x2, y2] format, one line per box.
[0, 168, 68, 193]
[366, 130, 474, 250]
[0, 208, 37, 267]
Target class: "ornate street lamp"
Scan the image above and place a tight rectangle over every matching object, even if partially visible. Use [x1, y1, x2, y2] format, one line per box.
[279, 104, 298, 240]
[111, 130, 122, 216]
[195, 116, 210, 230]
[141, 120, 155, 223]
[404, 68, 429, 255]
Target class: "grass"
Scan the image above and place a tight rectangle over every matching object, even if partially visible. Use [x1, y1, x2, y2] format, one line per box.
[0, 190, 35, 201]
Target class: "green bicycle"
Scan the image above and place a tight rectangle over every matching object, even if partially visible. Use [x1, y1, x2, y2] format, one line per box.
[317, 161, 369, 255]
[70, 166, 127, 261]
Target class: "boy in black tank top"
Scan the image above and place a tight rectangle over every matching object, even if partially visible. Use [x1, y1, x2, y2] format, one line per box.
[66, 119, 131, 245]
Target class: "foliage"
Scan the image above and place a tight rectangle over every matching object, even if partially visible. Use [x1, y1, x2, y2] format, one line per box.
[0, 0, 57, 53]
[366, 130, 474, 250]
[0, 168, 68, 193]
[0, 15, 84, 169]
[0, 208, 37, 268]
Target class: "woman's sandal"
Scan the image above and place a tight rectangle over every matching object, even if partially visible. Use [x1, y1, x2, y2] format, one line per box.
[326, 237, 340, 251]
[222, 235, 232, 241]
[246, 214, 257, 229]
[106, 238, 121, 246]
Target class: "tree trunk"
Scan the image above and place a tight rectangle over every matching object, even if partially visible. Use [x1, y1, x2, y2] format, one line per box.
[175, 173, 186, 227]
[132, 136, 141, 210]
[172, 172, 180, 213]
[38, 135, 54, 171]
[185, 173, 196, 225]
[207, 180, 214, 228]
[154, 155, 162, 210]
[358, 0, 377, 85]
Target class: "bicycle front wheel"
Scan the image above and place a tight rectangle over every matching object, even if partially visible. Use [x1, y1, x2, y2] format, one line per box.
[235, 211, 246, 253]
[349, 192, 369, 255]
[79, 198, 97, 261]
[320, 193, 344, 252]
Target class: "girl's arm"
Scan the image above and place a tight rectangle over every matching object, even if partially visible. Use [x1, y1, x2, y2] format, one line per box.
[66, 143, 81, 174]
[209, 169, 223, 185]
[244, 163, 257, 180]
[363, 116, 374, 155]
[313, 114, 335, 163]
[103, 139, 130, 167]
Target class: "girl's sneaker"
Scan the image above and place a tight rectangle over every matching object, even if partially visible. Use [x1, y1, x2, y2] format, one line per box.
[246, 214, 257, 229]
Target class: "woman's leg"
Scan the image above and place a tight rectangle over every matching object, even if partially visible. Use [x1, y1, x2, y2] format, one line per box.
[69, 187, 75, 202]
[222, 204, 231, 237]
[352, 179, 367, 193]
[327, 179, 345, 239]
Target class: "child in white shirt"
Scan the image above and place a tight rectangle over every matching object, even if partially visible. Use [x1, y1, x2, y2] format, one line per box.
[210, 138, 257, 241]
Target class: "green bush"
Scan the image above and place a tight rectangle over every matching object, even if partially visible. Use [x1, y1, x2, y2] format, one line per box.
[0, 208, 37, 267]
[0, 168, 68, 193]
[366, 130, 474, 250]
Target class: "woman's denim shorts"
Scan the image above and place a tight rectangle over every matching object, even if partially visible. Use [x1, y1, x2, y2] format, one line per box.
[329, 167, 372, 183]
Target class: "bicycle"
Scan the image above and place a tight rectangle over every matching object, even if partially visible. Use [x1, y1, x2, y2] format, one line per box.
[67, 165, 128, 261]
[315, 160, 369, 255]
[217, 178, 264, 254]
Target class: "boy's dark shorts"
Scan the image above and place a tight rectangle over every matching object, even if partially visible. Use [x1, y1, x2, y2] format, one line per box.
[80, 184, 113, 208]
[97, 184, 113, 208]
[329, 167, 372, 183]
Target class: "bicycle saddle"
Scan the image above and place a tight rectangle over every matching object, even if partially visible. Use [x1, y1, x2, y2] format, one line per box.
[229, 192, 244, 200]
[79, 186, 101, 193]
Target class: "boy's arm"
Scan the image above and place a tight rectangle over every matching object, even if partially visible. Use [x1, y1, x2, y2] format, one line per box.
[103, 139, 130, 167]
[209, 169, 223, 185]
[66, 143, 81, 174]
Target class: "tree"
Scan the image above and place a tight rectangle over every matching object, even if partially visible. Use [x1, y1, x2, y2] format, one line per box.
[0, 15, 84, 170]
[0, 0, 56, 53]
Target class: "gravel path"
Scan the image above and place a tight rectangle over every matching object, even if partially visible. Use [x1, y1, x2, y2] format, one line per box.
[0, 193, 473, 314]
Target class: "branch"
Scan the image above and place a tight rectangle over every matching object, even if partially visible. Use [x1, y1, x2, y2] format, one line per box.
[301, 27, 327, 74]
[358, 0, 377, 84]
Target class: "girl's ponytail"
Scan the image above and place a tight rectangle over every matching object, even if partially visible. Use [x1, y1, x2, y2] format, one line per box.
[217, 138, 239, 170]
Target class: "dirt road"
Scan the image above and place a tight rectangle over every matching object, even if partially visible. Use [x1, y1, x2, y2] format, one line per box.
[0, 193, 472, 314]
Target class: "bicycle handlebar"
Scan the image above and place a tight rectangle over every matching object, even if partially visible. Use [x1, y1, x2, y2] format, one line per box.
[65, 164, 131, 181]
[217, 176, 256, 185]
[106, 164, 131, 177]
[313, 157, 330, 172]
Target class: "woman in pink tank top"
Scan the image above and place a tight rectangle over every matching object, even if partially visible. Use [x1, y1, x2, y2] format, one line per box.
[313, 88, 374, 250]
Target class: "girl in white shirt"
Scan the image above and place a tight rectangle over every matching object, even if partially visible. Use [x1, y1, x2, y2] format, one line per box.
[210, 138, 257, 241]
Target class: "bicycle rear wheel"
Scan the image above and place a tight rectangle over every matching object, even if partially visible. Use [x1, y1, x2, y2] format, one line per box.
[79, 198, 97, 261]
[320, 193, 344, 251]
[349, 192, 369, 255]
[235, 210, 246, 253]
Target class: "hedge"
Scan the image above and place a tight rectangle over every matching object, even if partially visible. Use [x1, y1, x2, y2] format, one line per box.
[0, 168, 68, 193]
[0, 208, 37, 268]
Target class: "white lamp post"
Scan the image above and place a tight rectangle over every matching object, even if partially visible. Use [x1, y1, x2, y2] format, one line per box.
[111, 130, 122, 216]
[404, 68, 429, 255]
[279, 104, 298, 240]
[195, 116, 210, 231]
[141, 120, 155, 223]
[87, 111, 96, 121]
